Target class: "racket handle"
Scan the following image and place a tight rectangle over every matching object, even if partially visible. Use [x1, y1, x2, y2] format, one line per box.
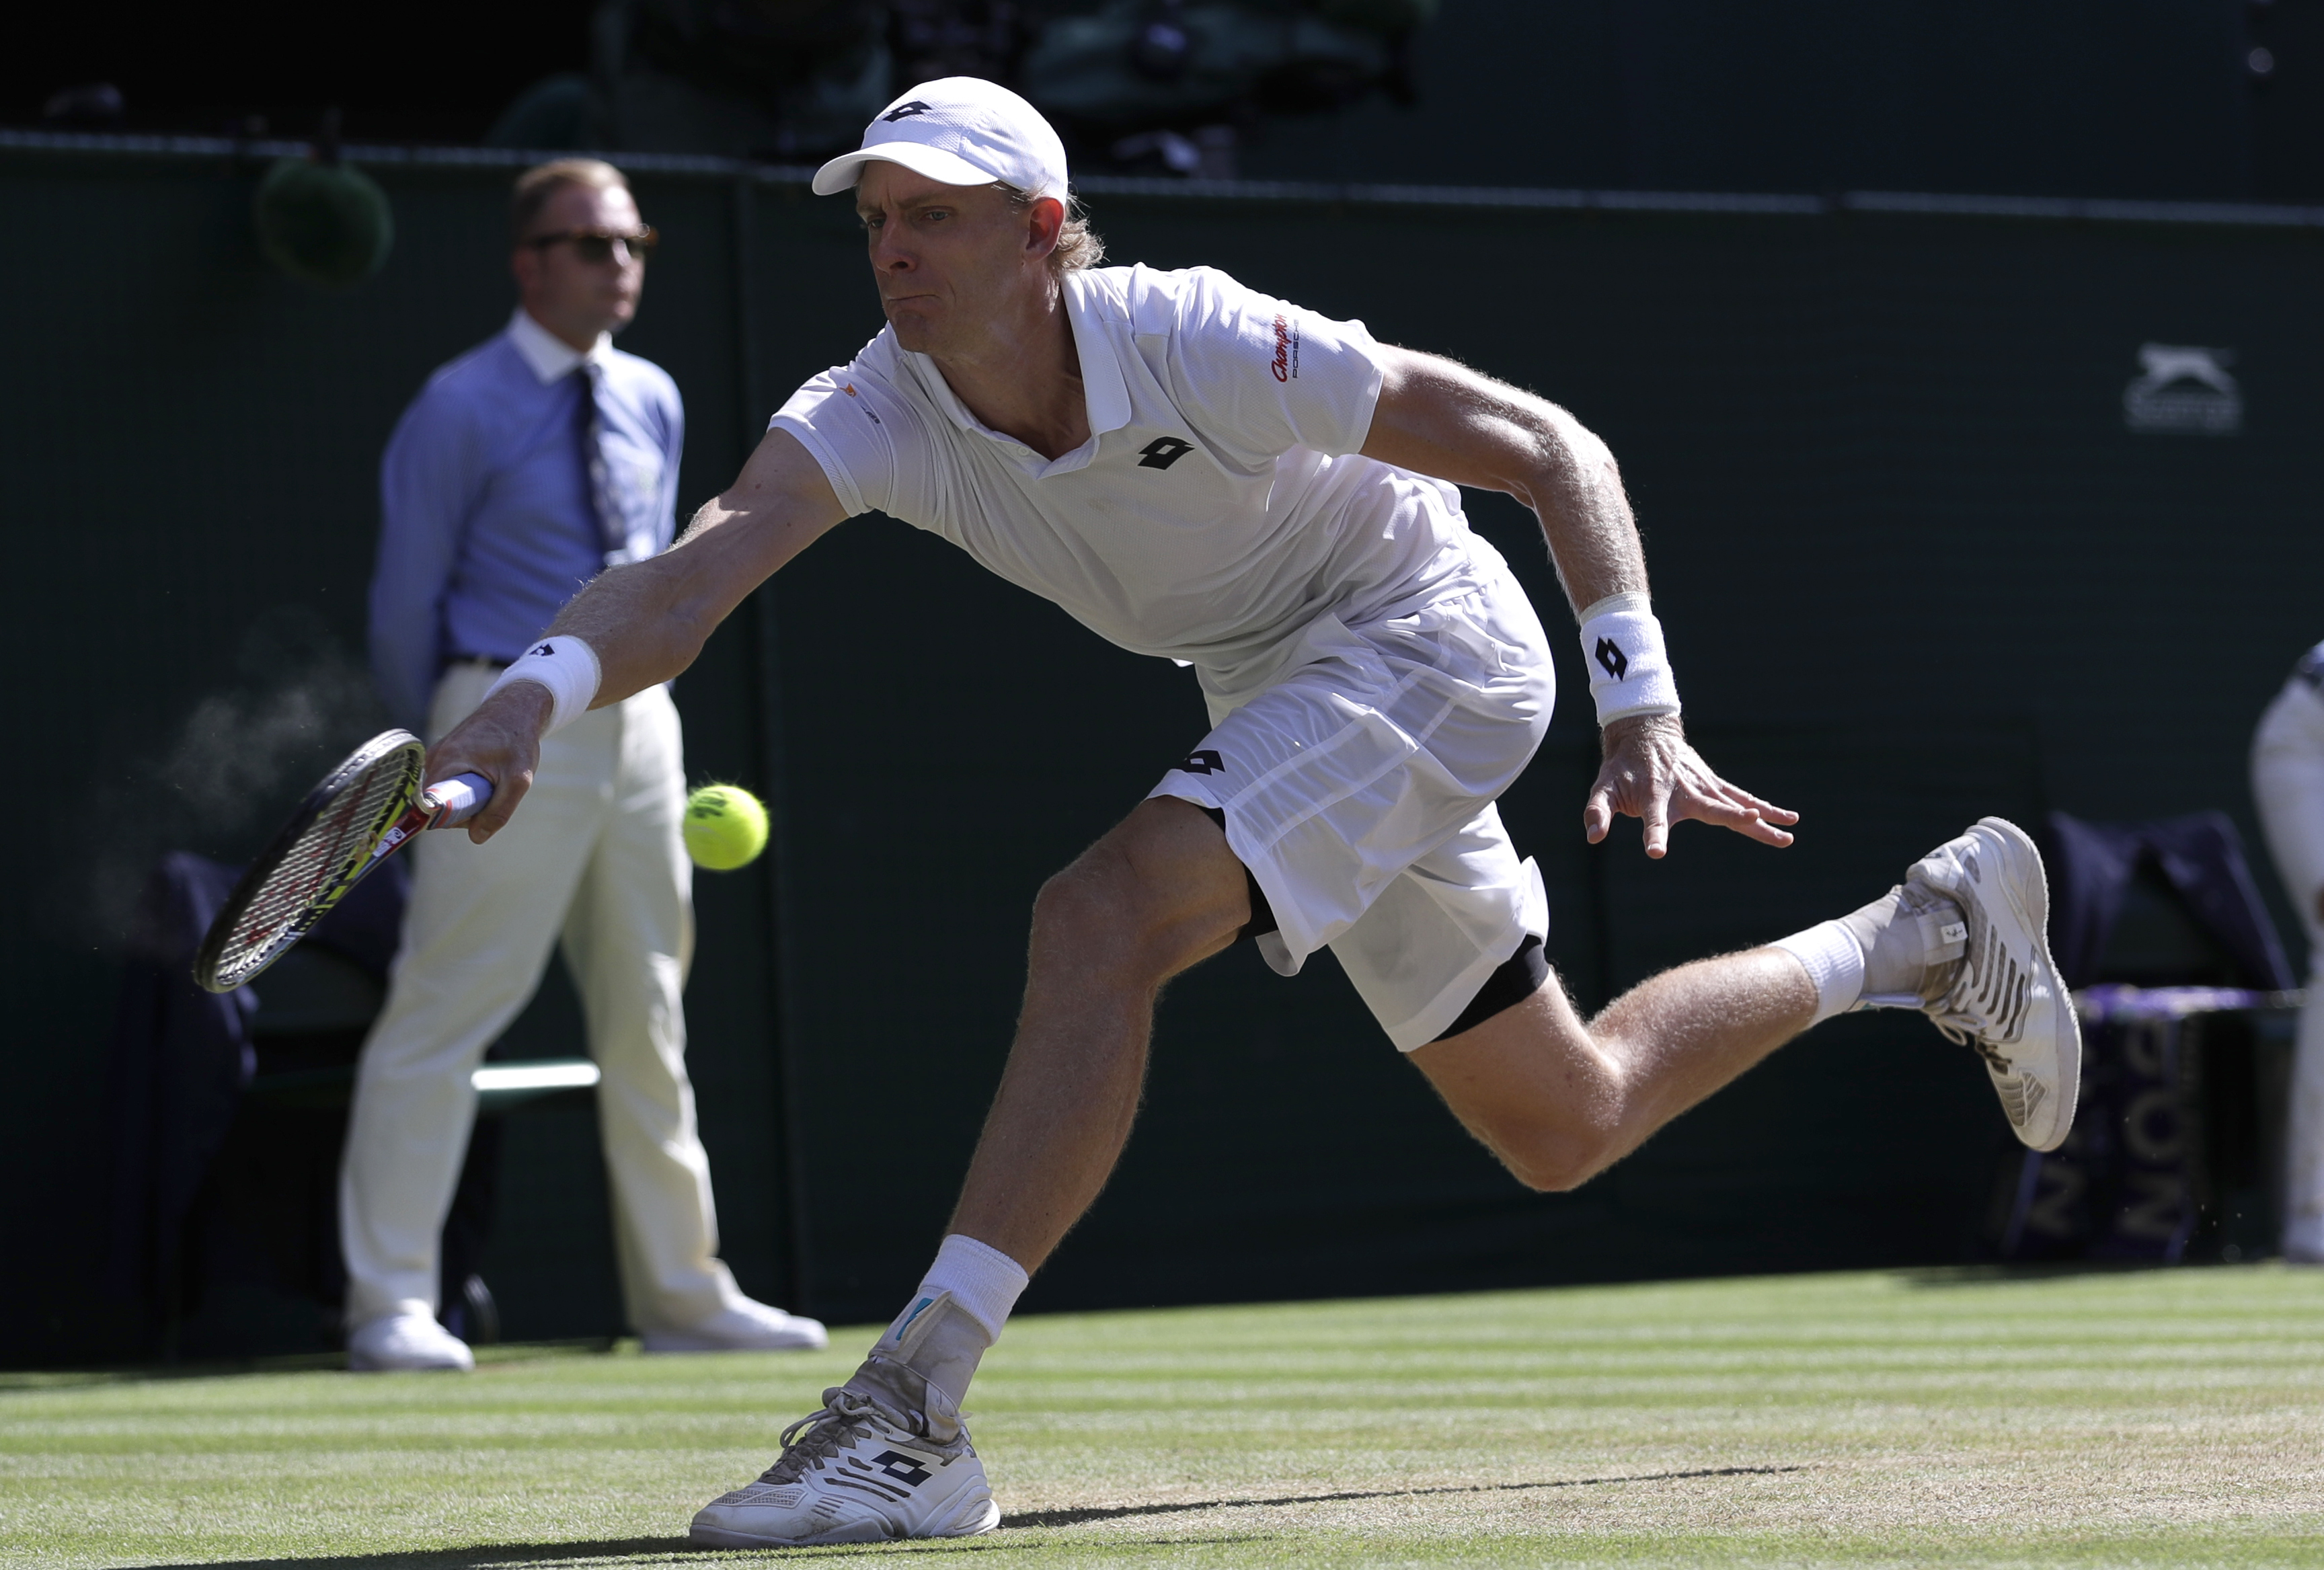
[423, 773, 495, 828]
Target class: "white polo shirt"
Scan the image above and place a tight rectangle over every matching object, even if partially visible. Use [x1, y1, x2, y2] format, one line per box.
[771, 264, 1500, 709]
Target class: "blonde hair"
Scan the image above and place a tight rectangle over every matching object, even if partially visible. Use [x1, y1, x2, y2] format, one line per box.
[996, 184, 1106, 275]
[511, 158, 629, 247]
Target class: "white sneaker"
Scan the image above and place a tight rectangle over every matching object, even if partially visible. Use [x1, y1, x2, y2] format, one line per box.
[346, 1312, 474, 1372]
[689, 1375, 999, 1547]
[1907, 816, 2082, 1152]
[642, 1298, 828, 1353]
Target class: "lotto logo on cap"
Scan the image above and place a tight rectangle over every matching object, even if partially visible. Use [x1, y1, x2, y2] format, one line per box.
[812, 77, 1071, 200]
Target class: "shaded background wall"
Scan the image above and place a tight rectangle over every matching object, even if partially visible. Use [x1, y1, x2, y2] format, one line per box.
[1, 137, 2317, 1364]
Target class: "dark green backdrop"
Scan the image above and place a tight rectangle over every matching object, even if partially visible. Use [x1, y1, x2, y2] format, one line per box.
[3, 137, 2317, 1364]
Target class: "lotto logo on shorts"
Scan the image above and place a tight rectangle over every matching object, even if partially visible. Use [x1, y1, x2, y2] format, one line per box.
[1175, 749, 1225, 775]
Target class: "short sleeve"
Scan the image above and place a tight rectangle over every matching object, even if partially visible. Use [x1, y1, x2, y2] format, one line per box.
[1160, 267, 1387, 461]
[770, 362, 920, 520]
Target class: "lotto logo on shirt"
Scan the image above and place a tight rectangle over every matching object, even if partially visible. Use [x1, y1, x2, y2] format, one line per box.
[1270, 313, 1301, 383]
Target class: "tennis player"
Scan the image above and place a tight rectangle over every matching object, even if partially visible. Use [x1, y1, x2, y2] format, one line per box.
[426, 80, 2081, 1544]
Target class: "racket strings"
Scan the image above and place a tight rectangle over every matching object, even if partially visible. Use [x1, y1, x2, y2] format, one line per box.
[214, 759, 414, 983]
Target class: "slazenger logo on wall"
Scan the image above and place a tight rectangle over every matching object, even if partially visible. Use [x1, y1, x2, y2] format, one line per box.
[1270, 313, 1300, 382]
[2122, 344, 2241, 436]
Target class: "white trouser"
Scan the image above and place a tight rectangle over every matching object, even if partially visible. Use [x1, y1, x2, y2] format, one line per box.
[339, 664, 745, 1331]
[2251, 679, 2324, 1260]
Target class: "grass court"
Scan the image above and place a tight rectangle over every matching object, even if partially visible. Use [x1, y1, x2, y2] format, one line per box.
[5, 1265, 2320, 1568]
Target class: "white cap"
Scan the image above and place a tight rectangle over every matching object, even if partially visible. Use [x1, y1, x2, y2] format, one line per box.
[812, 77, 1070, 200]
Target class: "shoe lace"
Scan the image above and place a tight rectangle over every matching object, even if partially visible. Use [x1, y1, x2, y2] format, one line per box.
[1926, 922, 2033, 1068]
[758, 1387, 879, 1485]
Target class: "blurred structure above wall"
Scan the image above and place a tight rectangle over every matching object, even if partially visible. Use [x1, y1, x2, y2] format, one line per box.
[15, 2, 2324, 198]
[1260, 0, 2276, 198]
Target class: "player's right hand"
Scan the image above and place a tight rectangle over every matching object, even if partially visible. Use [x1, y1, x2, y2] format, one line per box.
[424, 682, 554, 844]
[1586, 713, 1798, 859]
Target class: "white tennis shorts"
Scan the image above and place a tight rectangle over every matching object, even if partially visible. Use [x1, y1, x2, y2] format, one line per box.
[1149, 567, 1557, 1050]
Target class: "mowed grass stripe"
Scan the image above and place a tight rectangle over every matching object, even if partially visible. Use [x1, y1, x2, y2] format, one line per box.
[2, 1265, 2319, 1568]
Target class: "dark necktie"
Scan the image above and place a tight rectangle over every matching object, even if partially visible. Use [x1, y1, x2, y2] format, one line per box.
[576, 362, 631, 567]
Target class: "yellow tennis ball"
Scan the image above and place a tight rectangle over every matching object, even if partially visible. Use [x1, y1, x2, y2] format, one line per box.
[683, 785, 768, 871]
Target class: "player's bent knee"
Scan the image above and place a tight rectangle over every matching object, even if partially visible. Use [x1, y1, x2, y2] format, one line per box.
[1029, 857, 1138, 953]
[1029, 814, 1248, 981]
[1028, 849, 1217, 987]
[1453, 1093, 1623, 1193]
[1504, 1145, 1605, 1194]
[1483, 1122, 1616, 1193]
[1413, 970, 1625, 1191]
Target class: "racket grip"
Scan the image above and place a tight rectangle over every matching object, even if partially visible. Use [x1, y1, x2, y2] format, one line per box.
[423, 773, 496, 828]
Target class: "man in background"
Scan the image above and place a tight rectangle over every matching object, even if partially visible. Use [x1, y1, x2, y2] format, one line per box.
[2251, 641, 2324, 1265]
[342, 158, 825, 1371]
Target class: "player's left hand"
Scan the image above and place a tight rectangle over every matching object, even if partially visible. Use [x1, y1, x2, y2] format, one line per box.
[1585, 713, 1798, 858]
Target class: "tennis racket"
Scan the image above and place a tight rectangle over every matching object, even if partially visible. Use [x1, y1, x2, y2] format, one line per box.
[192, 729, 494, 994]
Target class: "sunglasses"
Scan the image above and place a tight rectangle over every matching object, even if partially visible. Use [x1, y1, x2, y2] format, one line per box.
[526, 226, 659, 265]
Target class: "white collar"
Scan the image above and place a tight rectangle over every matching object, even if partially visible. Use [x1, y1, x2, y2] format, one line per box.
[506, 307, 612, 384]
[1062, 269, 1131, 439]
[901, 274, 1131, 473]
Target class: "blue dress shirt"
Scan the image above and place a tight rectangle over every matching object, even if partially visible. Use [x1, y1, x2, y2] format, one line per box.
[369, 309, 685, 732]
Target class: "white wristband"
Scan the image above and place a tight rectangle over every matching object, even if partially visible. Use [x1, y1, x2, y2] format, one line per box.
[1578, 592, 1682, 725]
[483, 635, 602, 735]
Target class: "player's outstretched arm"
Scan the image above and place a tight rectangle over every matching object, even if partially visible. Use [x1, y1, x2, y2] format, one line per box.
[1360, 346, 1796, 857]
[426, 429, 848, 841]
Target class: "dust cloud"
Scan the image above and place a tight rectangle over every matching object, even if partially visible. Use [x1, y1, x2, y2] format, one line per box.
[83, 607, 388, 951]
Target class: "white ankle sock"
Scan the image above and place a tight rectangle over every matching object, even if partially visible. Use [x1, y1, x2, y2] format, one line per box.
[905, 1234, 1029, 1341]
[1769, 920, 1866, 1027]
[872, 1234, 1030, 1408]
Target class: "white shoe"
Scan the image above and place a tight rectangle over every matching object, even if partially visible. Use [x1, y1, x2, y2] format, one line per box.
[1908, 816, 2082, 1152]
[689, 1378, 999, 1547]
[642, 1298, 828, 1353]
[346, 1312, 474, 1372]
